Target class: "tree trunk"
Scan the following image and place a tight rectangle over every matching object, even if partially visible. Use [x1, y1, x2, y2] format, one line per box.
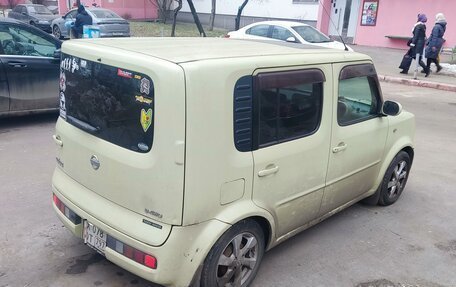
[187, 0, 206, 37]
[235, 0, 249, 31]
[171, 0, 182, 37]
[208, 0, 216, 31]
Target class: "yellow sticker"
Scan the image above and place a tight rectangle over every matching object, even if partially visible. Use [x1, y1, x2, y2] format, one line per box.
[140, 108, 153, 132]
[135, 95, 153, 105]
[134, 75, 142, 80]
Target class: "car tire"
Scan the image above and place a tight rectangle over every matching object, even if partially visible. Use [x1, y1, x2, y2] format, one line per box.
[53, 25, 62, 39]
[377, 151, 411, 206]
[200, 219, 265, 287]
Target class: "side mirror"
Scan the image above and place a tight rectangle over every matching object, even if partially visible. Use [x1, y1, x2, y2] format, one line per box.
[286, 36, 297, 43]
[382, 100, 402, 116]
[53, 49, 61, 59]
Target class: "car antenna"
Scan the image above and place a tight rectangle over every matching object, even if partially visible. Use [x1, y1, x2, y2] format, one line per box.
[318, 0, 349, 51]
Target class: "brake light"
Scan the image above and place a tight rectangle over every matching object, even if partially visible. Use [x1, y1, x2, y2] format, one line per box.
[224, 34, 230, 38]
[107, 236, 157, 269]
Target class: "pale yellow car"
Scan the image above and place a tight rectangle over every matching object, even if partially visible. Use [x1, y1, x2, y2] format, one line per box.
[52, 38, 415, 287]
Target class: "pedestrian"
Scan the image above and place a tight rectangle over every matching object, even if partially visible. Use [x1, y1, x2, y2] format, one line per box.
[424, 13, 447, 76]
[400, 13, 429, 75]
[71, 5, 93, 39]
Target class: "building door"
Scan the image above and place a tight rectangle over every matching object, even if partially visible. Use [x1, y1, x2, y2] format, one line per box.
[329, 0, 361, 43]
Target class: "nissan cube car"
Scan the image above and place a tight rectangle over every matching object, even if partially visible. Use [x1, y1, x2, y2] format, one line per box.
[52, 38, 415, 287]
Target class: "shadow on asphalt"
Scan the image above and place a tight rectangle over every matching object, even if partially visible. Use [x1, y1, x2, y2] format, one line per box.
[0, 112, 59, 130]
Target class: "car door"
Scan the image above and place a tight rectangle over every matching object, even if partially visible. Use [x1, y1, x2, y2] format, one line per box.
[320, 63, 388, 214]
[0, 22, 61, 112]
[0, 58, 9, 112]
[251, 66, 332, 237]
[60, 10, 77, 37]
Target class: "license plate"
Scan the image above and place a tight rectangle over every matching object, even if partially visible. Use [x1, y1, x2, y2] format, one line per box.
[83, 221, 107, 254]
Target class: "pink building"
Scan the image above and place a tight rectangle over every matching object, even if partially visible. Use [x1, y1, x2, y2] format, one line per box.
[57, 0, 158, 20]
[317, 0, 454, 50]
[0, 0, 25, 7]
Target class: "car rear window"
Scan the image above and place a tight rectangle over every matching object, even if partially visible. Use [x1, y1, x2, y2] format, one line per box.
[91, 10, 122, 19]
[59, 53, 154, 153]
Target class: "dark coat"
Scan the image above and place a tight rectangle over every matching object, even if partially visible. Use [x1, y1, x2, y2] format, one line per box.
[425, 22, 447, 59]
[74, 8, 93, 36]
[411, 23, 426, 56]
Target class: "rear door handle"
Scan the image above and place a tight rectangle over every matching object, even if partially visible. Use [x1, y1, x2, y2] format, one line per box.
[258, 165, 279, 177]
[52, 134, 63, 147]
[8, 62, 27, 68]
[332, 142, 347, 153]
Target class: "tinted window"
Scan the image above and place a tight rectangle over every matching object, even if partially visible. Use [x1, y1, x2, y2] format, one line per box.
[271, 26, 294, 41]
[338, 64, 381, 125]
[256, 69, 324, 147]
[65, 10, 78, 19]
[0, 25, 57, 56]
[246, 24, 270, 37]
[12, 6, 21, 13]
[61, 54, 154, 153]
[27, 5, 52, 15]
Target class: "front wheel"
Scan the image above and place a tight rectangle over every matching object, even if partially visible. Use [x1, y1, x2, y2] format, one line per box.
[53, 25, 62, 39]
[378, 151, 411, 206]
[200, 220, 265, 287]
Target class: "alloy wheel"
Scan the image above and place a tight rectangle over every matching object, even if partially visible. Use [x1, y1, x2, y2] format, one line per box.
[387, 160, 408, 199]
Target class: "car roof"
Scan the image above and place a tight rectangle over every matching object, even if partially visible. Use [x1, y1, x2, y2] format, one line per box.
[0, 17, 22, 24]
[20, 4, 47, 6]
[245, 20, 310, 28]
[63, 37, 367, 64]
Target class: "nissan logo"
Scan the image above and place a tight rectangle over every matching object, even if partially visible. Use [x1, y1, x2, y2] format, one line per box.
[90, 155, 100, 170]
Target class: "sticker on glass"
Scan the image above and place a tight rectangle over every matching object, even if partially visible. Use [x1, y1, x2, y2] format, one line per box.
[59, 92, 66, 119]
[140, 78, 150, 95]
[135, 95, 153, 105]
[137, 142, 149, 152]
[81, 60, 87, 68]
[140, 108, 153, 132]
[117, 68, 133, 79]
[134, 75, 142, 80]
[59, 72, 66, 92]
[61, 57, 79, 73]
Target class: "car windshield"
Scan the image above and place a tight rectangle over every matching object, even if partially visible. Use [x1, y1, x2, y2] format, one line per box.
[292, 26, 332, 43]
[28, 5, 53, 15]
[91, 10, 122, 19]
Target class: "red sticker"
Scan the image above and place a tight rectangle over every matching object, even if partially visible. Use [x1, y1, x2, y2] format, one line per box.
[117, 68, 133, 79]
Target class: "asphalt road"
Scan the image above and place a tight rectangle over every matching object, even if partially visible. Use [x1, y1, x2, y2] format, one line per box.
[0, 82, 455, 287]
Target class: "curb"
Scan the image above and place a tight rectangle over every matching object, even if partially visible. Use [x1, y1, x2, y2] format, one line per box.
[378, 74, 456, 92]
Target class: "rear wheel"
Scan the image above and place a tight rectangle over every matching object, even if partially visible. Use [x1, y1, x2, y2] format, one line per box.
[378, 151, 411, 206]
[201, 220, 265, 287]
[53, 25, 62, 39]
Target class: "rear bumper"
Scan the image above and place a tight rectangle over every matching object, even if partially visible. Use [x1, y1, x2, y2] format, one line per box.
[52, 168, 229, 287]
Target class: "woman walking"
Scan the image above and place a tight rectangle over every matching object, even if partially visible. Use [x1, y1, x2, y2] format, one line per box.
[401, 14, 428, 75]
[425, 13, 447, 76]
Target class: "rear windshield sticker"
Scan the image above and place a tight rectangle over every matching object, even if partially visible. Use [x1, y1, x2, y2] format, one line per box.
[137, 142, 149, 152]
[117, 68, 133, 79]
[59, 72, 66, 92]
[140, 108, 153, 132]
[134, 75, 142, 80]
[61, 57, 80, 73]
[140, 78, 150, 95]
[80, 60, 87, 68]
[59, 92, 66, 119]
[135, 95, 153, 105]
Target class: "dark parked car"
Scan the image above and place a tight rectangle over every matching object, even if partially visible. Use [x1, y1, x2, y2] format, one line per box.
[7, 4, 59, 33]
[0, 18, 61, 117]
[52, 7, 130, 39]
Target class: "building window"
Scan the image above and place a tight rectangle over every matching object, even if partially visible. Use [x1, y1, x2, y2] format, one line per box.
[292, 0, 319, 4]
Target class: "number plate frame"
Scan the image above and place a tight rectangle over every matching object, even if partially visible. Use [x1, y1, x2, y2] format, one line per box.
[83, 220, 107, 254]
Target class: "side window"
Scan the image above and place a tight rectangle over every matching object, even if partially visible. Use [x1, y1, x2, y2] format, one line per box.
[65, 10, 77, 19]
[246, 25, 270, 38]
[338, 64, 381, 126]
[20, 6, 27, 14]
[256, 69, 325, 147]
[271, 26, 294, 41]
[12, 6, 21, 13]
[0, 25, 57, 57]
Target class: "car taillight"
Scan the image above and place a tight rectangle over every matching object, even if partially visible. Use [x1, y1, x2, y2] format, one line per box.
[53, 193, 81, 224]
[224, 34, 230, 38]
[107, 236, 157, 269]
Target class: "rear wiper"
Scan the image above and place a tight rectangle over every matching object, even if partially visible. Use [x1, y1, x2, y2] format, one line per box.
[67, 115, 100, 134]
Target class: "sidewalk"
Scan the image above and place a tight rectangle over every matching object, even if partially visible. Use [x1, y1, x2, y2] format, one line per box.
[354, 45, 456, 92]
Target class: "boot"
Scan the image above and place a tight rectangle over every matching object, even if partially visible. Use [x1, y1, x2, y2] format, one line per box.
[436, 65, 443, 73]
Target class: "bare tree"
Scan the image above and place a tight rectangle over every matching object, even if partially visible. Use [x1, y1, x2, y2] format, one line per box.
[148, 0, 173, 23]
[187, 0, 206, 37]
[235, 0, 249, 31]
[171, 0, 182, 37]
[208, 0, 216, 31]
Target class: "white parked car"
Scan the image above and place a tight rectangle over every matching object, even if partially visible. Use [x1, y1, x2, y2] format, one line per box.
[227, 20, 353, 51]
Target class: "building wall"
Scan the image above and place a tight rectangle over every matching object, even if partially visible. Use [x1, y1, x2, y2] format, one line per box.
[57, 0, 158, 20]
[319, 0, 455, 49]
[180, 0, 320, 22]
[0, 0, 25, 8]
